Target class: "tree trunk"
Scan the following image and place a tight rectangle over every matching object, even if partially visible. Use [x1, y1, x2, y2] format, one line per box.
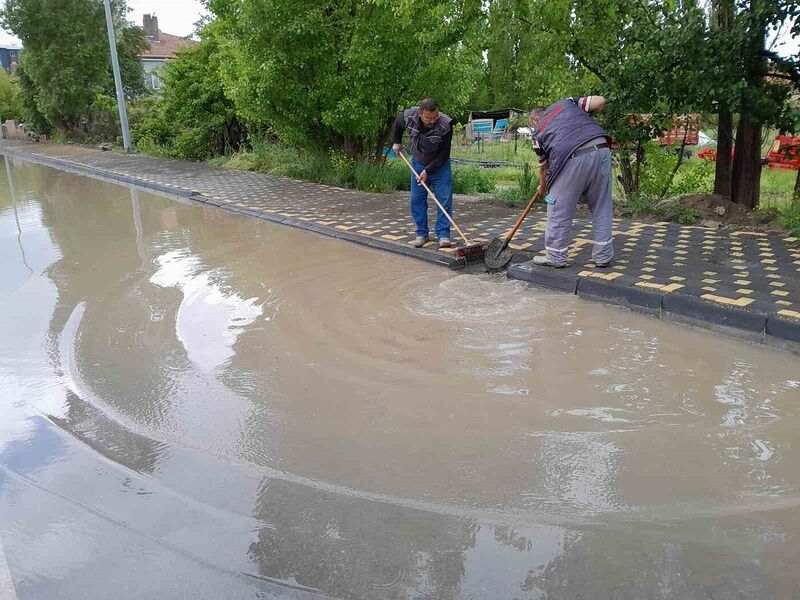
[730, 117, 762, 208]
[794, 167, 800, 202]
[714, 108, 733, 197]
[711, 0, 734, 197]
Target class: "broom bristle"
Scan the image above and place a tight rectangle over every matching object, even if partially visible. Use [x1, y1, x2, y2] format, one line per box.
[454, 244, 485, 260]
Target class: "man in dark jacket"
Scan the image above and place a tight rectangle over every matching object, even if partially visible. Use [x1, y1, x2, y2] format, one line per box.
[529, 95, 613, 267]
[392, 98, 454, 248]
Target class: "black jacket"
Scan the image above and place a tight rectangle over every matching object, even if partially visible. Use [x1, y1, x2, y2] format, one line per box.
[392, 108, 453, 174]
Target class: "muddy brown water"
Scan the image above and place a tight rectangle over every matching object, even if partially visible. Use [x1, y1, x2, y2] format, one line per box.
[1, 156, 799, 599]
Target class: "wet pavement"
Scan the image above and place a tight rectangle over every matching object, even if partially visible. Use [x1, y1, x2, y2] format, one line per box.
[1, 157, 800, 599]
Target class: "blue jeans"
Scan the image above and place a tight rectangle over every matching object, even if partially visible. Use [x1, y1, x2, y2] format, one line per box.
[410, 158, 453, 238]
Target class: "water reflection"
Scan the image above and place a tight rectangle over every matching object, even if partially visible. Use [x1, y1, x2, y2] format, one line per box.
[1, 158, 799, 598]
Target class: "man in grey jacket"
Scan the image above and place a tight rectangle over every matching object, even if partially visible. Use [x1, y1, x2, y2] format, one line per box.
[529, 95, 613, 268]
[392, 98, 454, 248]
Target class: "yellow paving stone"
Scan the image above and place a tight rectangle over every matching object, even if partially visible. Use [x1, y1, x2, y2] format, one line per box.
[761, 259, 776, 264]
[766, 274, 781, 279]
[736, 289, 753, 295]
[635, 282, 684, 292]
[639, 274, 655, 280]
[675, 250, 688, 255]
[702, 286, 717, 292]
[764, 266, 779, 271]
[382, 234, 406, 241]
[357, 229, 380, 235]
[734, 279, 751, 285]
[669, 276, 686, 282]
[776, 300, 792, 306]
[335, 224, 358, 231]
[770, 282, 786, 287]
[578, 271, 623, 281]
[702, 278, 719, 284]
[703, 271, 717, 276]
[771, 290, 790, 297]
[785, 237, 798, 242]
[700, 294, 754, 307]
[642, 267, 656, 273]
[778, 309, 800, 320]
[317, 220, 337, 225]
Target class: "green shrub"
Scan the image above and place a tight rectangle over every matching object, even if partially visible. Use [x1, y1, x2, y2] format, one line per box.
[353, 161, 409, 193]
[777, 201, 800, 237]
[86, 94, 120, 142]
[638, 144, 714, 199]
[615, 193, 660, 218]
[670, 159, 714, 196]
[172, 128, 215, 160]
[661, 203, 701, 225]
[452, 165, 494, 194]
[0, 69, 23, 122]
[330, 151, 356, 186]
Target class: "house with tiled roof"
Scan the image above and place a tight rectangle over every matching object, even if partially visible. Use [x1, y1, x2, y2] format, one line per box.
[140, 14, 198, 90]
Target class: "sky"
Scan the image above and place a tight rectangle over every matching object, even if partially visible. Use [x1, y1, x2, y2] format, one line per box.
[0, 0, 797, 56]
[0, 0, 208, 45]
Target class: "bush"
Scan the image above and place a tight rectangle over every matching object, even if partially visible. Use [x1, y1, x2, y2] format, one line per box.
[638, 143, 714, 199]
[172, 128, 215, 160]
[330, 151, 356, 186]
[615, 193, 700, 224]
[452, 165, 494, 194]
[353, 161, 409, 193]
[670, 159, 714, 196]
[615, 193, 660, 218]
[86, 94, 120, 142]
[0, 69, 23, 121]
[777, 201, 800, 237]
[493, 163, 538, 204]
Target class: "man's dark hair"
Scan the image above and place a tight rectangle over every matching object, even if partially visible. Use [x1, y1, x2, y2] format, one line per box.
[420, 98, 438, 112]
[529, 107, 546, 121]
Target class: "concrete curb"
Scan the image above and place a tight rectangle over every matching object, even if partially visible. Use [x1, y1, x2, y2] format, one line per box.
[3, 145, 798, 353]
[577, 277, 662, 313]
[505, 260, 800, 350]
[506, 262, 580, 293]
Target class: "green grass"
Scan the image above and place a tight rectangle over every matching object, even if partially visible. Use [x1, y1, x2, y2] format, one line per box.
[451, 137, 538, 165]
[211, 138, 498, 195]
[760, 167, 797, 209]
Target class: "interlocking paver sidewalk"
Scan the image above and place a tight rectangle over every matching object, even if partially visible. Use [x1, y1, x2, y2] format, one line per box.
[2, 140, 798, 345]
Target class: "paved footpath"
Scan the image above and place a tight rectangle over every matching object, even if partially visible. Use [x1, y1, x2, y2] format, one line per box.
[2, 140, 799, 349]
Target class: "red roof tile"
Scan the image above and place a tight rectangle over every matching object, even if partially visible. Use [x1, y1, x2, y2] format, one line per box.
[140, 32, 198, 60]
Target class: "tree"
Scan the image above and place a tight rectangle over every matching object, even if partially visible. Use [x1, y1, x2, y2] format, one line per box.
[206, 0, 484, 158]
[0, 0, 146, 132]
[711, 0, 734, 198]
[509, 0, 800, 207]
[0, 69, 23, 121]
[480, 0, 596, 110]
[134, 22, 247, 159]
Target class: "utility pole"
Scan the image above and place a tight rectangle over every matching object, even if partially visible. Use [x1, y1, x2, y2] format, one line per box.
[102, 0, 132, 152]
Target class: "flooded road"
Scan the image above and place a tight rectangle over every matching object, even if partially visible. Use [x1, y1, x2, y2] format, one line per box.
[1, 156, 799, 599]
